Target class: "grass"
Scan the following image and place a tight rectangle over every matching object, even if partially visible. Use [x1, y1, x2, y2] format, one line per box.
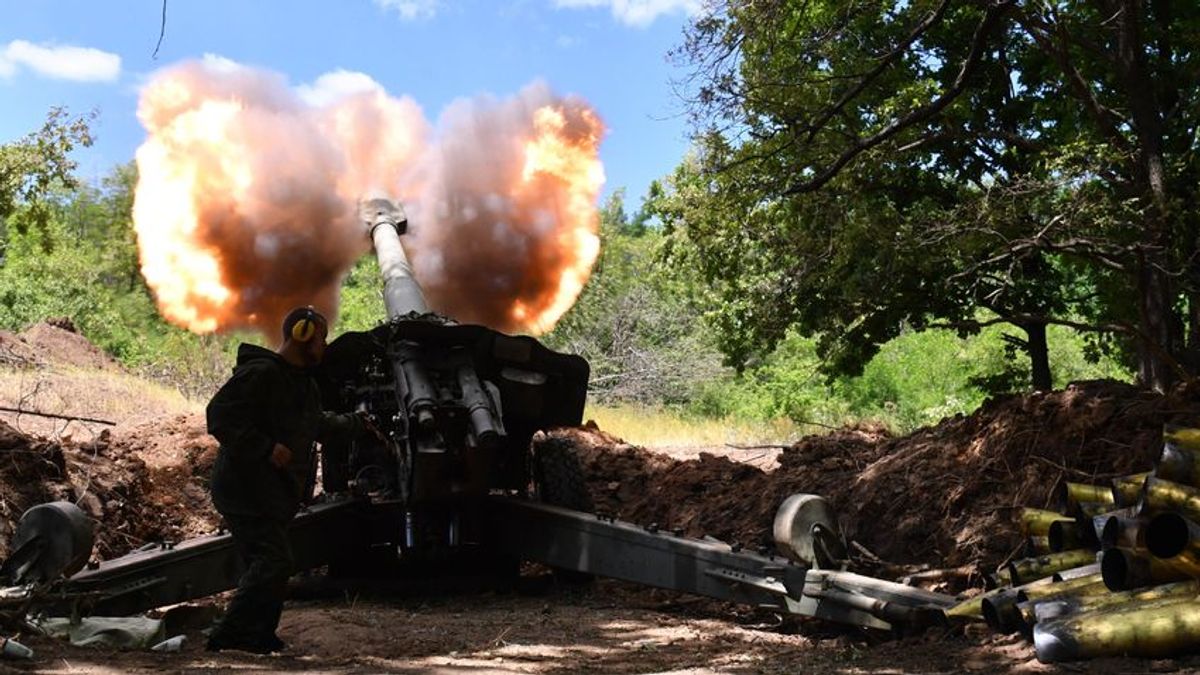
[0, 365, 199, 439]
[583, 403, 817, 448]
[0, 364, 818, 451]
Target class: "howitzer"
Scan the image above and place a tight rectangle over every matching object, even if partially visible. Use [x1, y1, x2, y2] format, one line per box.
[0, 197, 951, 632]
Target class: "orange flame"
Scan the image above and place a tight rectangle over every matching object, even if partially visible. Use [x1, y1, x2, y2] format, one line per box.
[133, 99, 245, 332]
[511, 106, 604, 333]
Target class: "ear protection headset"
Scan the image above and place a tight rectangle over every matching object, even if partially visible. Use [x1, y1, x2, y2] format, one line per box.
[290, 306, 320, 343]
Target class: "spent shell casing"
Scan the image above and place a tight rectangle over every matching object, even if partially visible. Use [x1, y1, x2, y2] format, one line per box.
[1034, 595, 1200, 662]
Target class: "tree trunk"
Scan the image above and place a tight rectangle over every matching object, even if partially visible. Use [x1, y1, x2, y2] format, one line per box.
[1023, 321, 1052, 391]
[1115, 1, 1179, 392]
[1137, 259, 1177, 392]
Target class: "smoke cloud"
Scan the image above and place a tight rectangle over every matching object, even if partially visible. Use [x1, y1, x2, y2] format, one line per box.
[133, 58, 603, 337]
[406, 82, 603, 332]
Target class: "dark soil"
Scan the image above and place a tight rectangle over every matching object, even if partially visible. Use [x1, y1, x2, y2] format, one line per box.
[546, 379, 1198, 591]
[0, 414, 218, 562]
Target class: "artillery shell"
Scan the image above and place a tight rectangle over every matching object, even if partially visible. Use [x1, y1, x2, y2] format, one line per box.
[1111, 472, 1150, 507]
[946, 576, 1059, 620]
[1033, 579, 1200, 623]
[1006, 549, 1097, 586]
[982, 589, 1024, 633]
[1034, 596, 1200, 662]
[1141, 477, 1200, 521]
[1016, 580, 1114, 635]
[1047, 520, 1085, 552]
[1158, 441, 1200, 487]
[984, 573, 1105, 633]
[1016, 573, 1105, 602]
[1020, 508, 1073, 537]
[1071, 501, 1111, 520]
[1145, 512, 1200, 574]
[1056, 482, 1115, 512]
[1100, 546, 1190, 591]
[1053, 562, 1101, 581]
[1099, 514, 1144, 551]
[1164, 426, 1200, 451]
[1025, 536, 1052, 556]
[985, 566, 1013, 589]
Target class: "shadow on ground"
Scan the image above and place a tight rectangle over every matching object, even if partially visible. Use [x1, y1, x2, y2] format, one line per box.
[9, 581, 1198, 674]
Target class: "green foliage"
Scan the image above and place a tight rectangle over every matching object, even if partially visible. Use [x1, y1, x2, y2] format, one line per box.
[544, 190, 727, 405]
[0, 124, 249, 399]
[335, 256, 387, 334]
[0, 107, 1139, 433]
[668, 0, 1200, 391]
[691, 322, 1131, 433]
[0, 108, 94, 239]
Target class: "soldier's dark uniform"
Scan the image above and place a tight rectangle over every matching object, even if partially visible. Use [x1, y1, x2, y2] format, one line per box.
[205, 342, 359, 652]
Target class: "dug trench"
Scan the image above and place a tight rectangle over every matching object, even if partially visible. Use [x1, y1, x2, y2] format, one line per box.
[1, 375, 1199, 672]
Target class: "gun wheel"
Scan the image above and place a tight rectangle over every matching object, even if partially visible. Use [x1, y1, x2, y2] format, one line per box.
[533, 438, 593, 513]
[532, 437, 594, 583]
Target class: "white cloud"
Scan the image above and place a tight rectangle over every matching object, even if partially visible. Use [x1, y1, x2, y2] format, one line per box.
[556, 34, 581, 48]
[0, 40, 121, 82]
[297, 69, 386, 107]
[201, 52, 245, 73]
[553, 0, 701, 27]
[373, 0, 440, 20]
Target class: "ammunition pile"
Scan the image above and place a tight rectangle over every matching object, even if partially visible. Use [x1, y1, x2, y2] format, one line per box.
[948, 426, 1200, 662]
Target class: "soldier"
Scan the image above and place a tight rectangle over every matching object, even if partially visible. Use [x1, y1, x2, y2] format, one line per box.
[204, 306, 366, 654]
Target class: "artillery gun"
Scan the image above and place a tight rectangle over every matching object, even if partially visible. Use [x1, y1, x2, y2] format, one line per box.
[0, 198, 952, 632]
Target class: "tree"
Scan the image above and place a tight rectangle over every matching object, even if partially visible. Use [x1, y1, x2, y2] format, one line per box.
[665, 0, 1200, 391]
[52, 161, 143, 291]
[0, 108, 95, 244]
[545, 189, 727, 404]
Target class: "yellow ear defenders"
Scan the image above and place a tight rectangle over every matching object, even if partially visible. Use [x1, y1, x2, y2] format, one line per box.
[290, 307, 319, 343]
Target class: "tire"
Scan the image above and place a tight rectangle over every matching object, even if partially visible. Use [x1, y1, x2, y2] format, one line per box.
[532, 438, 593, 583]
[533, 439, 593, 513]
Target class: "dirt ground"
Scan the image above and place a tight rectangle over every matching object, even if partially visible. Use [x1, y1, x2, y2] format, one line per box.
[1, 324, 1199, 672]
[9, 582, 1197, 674]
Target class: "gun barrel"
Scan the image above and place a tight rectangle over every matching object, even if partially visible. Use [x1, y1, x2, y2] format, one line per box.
[359, 197, 429, 319]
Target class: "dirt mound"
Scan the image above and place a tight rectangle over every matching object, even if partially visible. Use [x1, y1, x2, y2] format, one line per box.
[18, 321, 121, 371]
[0, 330, 43, 368]
[0, 374, 1183, 595]
[551, 379, 1197, 581]
[0, 320, 122, 371]
[0, 416, 217, 562]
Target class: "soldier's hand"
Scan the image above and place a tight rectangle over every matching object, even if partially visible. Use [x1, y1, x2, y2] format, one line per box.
[357, 411, 387, 442]
[269, 443, 293, 468]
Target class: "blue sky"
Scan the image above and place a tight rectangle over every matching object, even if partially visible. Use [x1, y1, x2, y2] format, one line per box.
[0, 0, 699, 205]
